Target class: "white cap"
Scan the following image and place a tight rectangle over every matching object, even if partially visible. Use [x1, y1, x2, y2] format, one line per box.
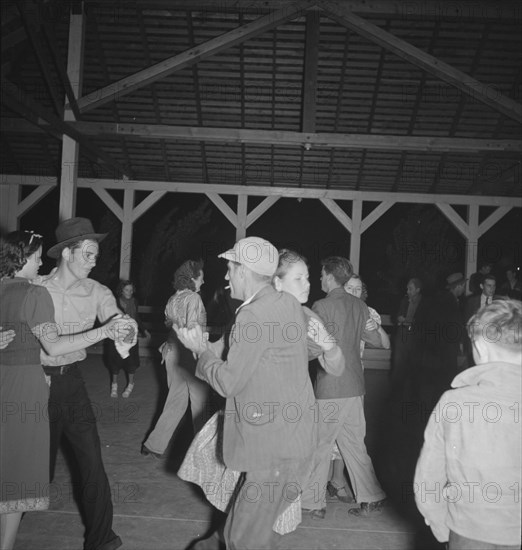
[218, 237, 278, 277]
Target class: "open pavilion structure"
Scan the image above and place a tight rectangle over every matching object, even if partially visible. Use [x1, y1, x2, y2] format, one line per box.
[1, 0, 521, 279]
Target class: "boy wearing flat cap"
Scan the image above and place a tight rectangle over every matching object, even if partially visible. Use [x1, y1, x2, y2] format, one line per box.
[176, 236, 317, 549]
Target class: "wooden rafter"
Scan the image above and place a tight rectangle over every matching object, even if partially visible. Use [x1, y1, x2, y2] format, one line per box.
[186, 11, 207, 182]
[354, 19, 389, 191]
[319, 0, 522, 123]
[1, 81, 127, 177]
[40, 4, 82, 121]
[90, 13, 132, 177]
[17, 1, 62, 116]
[392, 20, 440, 193]
[139, 8, 168, 181]
[466, 68, 522, 195]
[326, 26, 350, 188]
[75, 1, 315, 113]
[431, 22, 490, 194]
[239, 12, 247, 185]
[82, 0, 520, 20]
[301, 11, 320, 133]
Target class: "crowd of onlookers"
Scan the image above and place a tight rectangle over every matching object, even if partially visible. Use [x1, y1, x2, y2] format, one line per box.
[391, 263, 521, 409]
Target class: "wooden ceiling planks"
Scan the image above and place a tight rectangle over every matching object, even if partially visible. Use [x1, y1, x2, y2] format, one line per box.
[1, 0, 521, 198]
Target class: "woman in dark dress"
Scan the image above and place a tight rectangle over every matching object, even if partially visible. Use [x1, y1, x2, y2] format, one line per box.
[0, 231, 119, 549]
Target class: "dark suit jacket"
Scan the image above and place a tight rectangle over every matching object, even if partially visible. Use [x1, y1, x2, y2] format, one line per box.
[196, 284, 316, 472]
[312, 287, 381, 399]
[416, 290, 465, 379]
[464, 294, 501, 322]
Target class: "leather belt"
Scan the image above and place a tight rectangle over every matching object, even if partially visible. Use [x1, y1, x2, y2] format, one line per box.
[42, 363, 77, 376]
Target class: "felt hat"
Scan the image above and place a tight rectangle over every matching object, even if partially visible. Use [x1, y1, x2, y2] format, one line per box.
[446, 272, 466, 288]
[47, 217, 107, 259]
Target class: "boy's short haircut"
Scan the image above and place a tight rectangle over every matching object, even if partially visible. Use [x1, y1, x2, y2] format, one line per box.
[467, 299, 522, 350]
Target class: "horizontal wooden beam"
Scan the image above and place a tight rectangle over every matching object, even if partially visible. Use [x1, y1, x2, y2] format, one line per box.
[82, 0, 521, 20]
[75, 1, 313, 113]
[320, 1, 522, 123]
[2, 175, 521, 207]
[4, 116, 520, 153]
[71, 122, 522, 153]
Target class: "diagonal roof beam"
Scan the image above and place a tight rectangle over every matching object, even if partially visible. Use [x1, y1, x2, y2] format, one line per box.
[40, 3, 82, 121]
[17, 1, 62, 116]
[1, 80, 127, 177]
[75, 1, 315, 114]
[318, 0, 522, 123]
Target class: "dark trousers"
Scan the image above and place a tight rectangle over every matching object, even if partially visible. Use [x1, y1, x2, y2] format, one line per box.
[448, 530, 520, 550]
[224, 461, 306, 550]
[46, 364, 120, 550]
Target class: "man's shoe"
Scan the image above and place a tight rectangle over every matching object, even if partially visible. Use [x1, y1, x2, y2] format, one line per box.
[140, 444, 163, 459]
[347, 498, 386, 517]
[326, 482, 355, 503]
[302, 507, 326, 520]
[185, 531, 225, 549]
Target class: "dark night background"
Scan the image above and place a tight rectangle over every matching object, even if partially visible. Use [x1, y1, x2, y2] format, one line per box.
[18, 185, 522, 317]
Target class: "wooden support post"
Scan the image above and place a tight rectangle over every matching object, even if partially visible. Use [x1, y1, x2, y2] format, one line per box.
[120, 189, 134, 280]
[59, 5, 84, 220]
[0, 180, 20, 231]
[466, 204, 480, 294]
[236, 195, 248, 240]
[350, 199, 362, 273]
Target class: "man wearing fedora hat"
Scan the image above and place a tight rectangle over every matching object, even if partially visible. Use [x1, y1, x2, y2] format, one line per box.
[35, 217, 137, 550]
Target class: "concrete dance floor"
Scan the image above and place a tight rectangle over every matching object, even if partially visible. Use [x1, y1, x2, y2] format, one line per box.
[14, 353, 443, 550]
